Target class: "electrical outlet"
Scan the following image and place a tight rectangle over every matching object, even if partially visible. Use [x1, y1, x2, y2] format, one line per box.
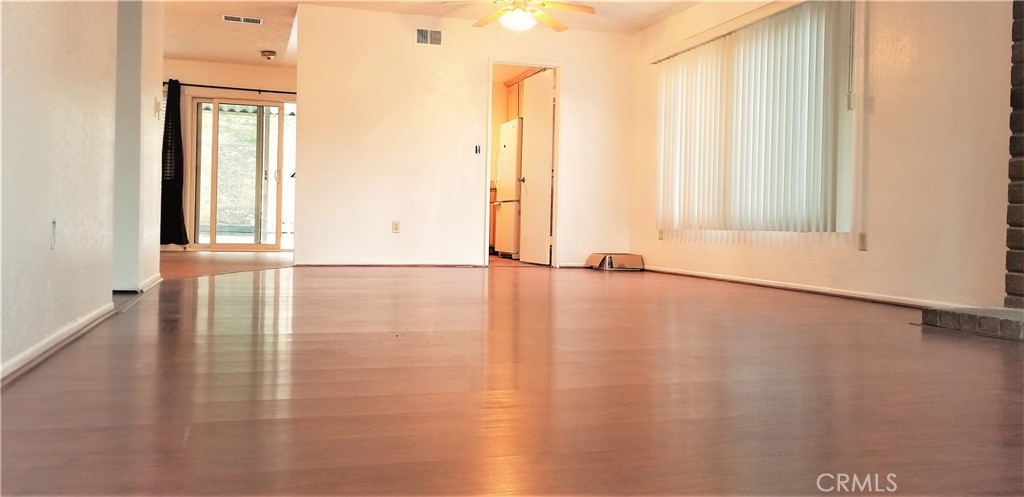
[858, 232, 868, 251]
[658, 229, 664, 240]
[392, 221, 400, 234]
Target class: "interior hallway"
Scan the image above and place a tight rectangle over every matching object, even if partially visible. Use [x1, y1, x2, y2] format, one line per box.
[3, 266, 1022, 495]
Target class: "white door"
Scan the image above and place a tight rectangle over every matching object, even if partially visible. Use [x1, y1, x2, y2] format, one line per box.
[519, 69, 555, 265]
[494, 118, 522, 255]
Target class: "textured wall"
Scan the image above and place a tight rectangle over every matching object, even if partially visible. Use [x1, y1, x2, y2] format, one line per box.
[1, 2, 118, 372]
[113, 1, 164, 292]
[295, 5, 632, 266]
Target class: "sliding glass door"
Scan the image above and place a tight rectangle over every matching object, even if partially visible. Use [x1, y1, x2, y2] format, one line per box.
[195, 100, 288, 249]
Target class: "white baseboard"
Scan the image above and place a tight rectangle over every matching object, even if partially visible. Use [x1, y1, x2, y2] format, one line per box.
[1, 303, 116, 384]
[113, 273, 163, 294]
[644, 265, 954, 309]
[140, 273, 162, 292]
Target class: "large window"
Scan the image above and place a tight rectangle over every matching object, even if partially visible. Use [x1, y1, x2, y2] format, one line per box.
[657, 1, 854, 234]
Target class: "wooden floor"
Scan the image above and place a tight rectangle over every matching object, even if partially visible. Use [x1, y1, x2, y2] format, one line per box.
[488, 255, 545, 267]
[160, 250, 294, 279]
[3, 266, 1022, 495]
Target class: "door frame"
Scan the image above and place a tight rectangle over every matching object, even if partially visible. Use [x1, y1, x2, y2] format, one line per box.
[193, 99, 285, 251]
[179, 87, 295, 252]
[485, 59, 560, 267]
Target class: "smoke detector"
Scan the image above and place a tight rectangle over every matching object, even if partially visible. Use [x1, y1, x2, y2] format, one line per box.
[260, 50, 277, 61]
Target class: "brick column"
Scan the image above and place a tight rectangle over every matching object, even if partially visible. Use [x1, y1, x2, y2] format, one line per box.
[1009, 1, 1024, 308]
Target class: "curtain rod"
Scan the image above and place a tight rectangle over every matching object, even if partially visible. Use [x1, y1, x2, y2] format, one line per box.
[162, 81, 296, 96]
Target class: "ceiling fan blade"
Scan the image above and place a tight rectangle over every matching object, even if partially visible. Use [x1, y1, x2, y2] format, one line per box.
[536, 1, 596, 14]
[474, 7, 509, 27]
[532, 9, 568, 31]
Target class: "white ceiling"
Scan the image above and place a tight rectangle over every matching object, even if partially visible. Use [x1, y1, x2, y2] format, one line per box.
[164, 1, 299, 67]
[164, 1, 696, 68]
[332, 1, 695, 34]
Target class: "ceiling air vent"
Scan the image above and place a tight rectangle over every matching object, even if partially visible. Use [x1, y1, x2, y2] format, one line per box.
[223, 15, 263, 25]
[415, 29, 442, 46]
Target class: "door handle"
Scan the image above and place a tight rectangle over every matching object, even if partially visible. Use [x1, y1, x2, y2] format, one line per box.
[518, 177, 526, 184]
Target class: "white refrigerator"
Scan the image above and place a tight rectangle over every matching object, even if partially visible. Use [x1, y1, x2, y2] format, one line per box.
[494, 118, 522, 258]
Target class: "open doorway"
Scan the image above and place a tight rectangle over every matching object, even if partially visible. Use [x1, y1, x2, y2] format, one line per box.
[158, 87, 297, 282]
[488, 63, 557, 267]
[193, 100, 297, 250]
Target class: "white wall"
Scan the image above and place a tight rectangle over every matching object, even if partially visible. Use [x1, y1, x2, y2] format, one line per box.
[2, 2, 118, 373]
[490, 78, 506, 185]
[1, 0, 5, 348]
[164, 58, 296, 93]
[295, 5, 631, 266]
[139, 3, 163, 284]
[629, 1, 1011, 308]
[113, 1, 163, 291]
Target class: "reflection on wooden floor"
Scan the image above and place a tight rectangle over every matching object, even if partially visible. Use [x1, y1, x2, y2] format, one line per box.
[488, 255, 546, 267]
[3, 266, 1022, 495]
[160, 250, 294, 279]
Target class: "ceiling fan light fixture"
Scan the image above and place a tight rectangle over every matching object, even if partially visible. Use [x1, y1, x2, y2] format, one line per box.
[498, 8, 537, 31]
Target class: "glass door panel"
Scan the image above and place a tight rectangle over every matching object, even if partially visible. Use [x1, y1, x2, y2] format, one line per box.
[281, 103, 297, 250]
[260, 106, 280, 245]
[193, 99, 291, 250]
[196, 102, 214, 244]
[215, 103, 260, 245]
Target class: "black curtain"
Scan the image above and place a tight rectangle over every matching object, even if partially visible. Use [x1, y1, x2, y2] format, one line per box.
[160, 79, 189, 245]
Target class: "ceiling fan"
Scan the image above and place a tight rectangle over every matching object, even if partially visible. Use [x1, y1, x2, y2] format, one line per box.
[466, 0, 597, 32]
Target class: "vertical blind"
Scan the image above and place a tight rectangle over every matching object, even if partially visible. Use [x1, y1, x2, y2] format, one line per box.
[657, 1, 850, 233]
